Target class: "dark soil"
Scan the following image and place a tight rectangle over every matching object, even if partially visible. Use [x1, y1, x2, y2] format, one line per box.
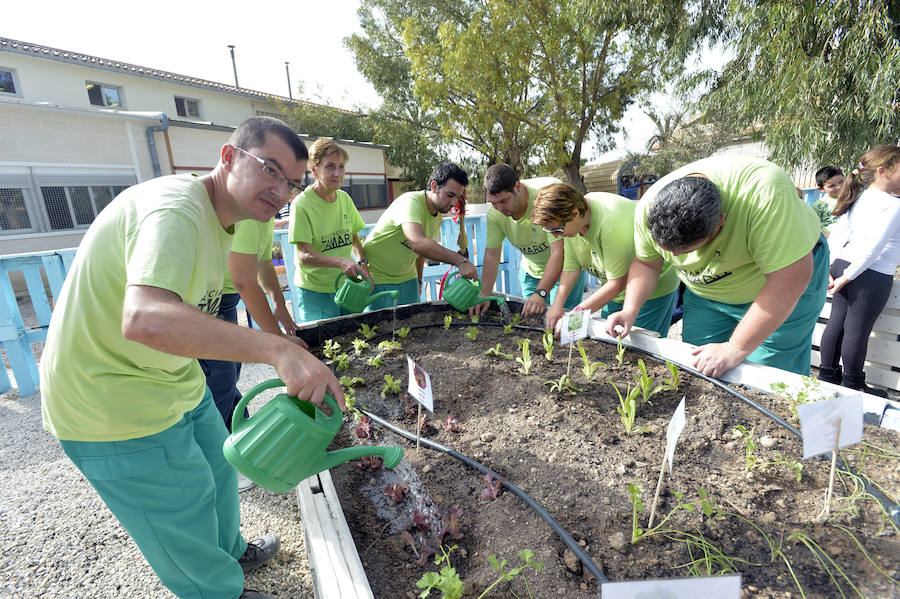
[315, 307, 900, 599]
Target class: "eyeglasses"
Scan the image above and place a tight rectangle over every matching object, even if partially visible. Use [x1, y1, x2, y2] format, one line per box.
[542, 218, 569, 234]
[234, 147, 303, 195]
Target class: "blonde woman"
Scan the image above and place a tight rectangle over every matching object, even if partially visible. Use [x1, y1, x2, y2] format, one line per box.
[289, 138, 369, 321]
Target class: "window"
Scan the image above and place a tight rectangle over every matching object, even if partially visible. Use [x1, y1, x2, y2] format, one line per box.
[86, 82, 123, 107]
[0, 188, 33, 231]
[174, 96, 201, 118]
[348, 175, 389, 209]
[0, 68, 19, 95]
[39, 184, 130, 230]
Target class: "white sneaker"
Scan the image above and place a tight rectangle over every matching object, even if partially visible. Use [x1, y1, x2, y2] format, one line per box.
[238, 472, 256, 492]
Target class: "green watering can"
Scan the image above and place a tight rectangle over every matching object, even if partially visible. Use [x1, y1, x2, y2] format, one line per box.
[223, 379, 403, 493]
[439, 269, 506, 312]
[333, 273, 399, 313]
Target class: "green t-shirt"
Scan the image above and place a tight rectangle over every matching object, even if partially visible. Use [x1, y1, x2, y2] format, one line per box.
[40, 175, 234, 441]
[812, 196, 838, 234]
[486, 177, 562, 278]
[222, 218, 274, 295]
[363, 190, 442, 284]
[289, 188, 365, 293]
[634, 156, 821, 304]
[564, 193, 680, 303]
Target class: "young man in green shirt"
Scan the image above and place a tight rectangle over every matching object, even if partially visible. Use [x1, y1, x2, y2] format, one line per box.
[363, 162, 477, 309]
[471, 164, 585, 323]
[40, 117, 344, 599]
[607, 155, 828, 377]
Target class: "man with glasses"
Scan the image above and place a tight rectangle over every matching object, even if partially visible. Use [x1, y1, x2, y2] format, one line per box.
[362, 161, 477, 309]
[40, 117, 344, 599]
[470, 164, 583, 322]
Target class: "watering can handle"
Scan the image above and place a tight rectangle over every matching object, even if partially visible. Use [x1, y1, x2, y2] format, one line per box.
[230, 378, 341, 432]
[334, 271, 371, 292]
[438, 268, 458, 300]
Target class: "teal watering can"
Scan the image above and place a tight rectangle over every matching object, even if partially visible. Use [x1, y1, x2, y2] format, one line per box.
[439, 269, 506, 312]
[223, 379, 403, 493]
[334, 273, 399, 313]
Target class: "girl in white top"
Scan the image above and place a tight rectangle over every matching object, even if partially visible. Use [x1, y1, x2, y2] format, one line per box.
[819, 145, 900, 395]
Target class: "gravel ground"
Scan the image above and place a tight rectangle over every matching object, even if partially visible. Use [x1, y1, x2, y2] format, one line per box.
[0, 359, 316, 599]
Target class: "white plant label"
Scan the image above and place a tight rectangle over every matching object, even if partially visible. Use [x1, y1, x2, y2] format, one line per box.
[560, 309, 591, 345]
[796, 394, 863, 459]
[665, 396, 686, 475]
[406, 356, 434, 412]
[601, 574, 741, 598]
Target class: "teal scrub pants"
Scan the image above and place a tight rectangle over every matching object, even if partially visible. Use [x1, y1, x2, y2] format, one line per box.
[296, 286, 349, 322]
[603, 290, 678, 338]
[681, 238, 829, 375]
[60, 388, 247, 599]
[519, 270, 585, 311]
[366, 278, 418, 311]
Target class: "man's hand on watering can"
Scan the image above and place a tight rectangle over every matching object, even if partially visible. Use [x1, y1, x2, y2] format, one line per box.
[274, 346, 347, 410]
[458, 258, 478, 281]
[341, 258, 371, 284]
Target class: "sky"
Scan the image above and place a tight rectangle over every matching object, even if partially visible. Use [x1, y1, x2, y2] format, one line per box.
[5, 1, 721, 163]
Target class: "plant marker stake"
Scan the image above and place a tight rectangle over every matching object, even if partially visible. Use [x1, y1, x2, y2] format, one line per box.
[566, 343, 574, 379]
[649, 396, 686, 530]
[416, 403, 422, 454]
[648, 452, 667, 530]
[819, 418, 842, 520]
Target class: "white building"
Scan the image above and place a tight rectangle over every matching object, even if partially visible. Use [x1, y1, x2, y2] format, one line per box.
[0, 37, 394, 255]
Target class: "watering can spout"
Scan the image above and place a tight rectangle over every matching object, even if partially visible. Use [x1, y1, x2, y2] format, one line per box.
[317, 445, 404, 472]
[365, 289, 400, 308]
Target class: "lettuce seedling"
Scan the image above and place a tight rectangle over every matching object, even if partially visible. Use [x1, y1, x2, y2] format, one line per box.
[516, 338, 532, 375]
[357, 323, 378, 339]
[413, 509, 431, 532]
[395, 326, 411, 338]
[382, 374, 402, 397]
[542, 328, 554, 361]
[484, 343, 513, 359]
[355, 415, 372, 440]
[470, 314, 479, 323]
[440, 506, 463, 540]
[503, 322, 514, 334]
[334, 352, 350, 371]
[661, 361, 681, 392]
[354, 455, 383, 470]
[443, 314, 453, 329]
[383, 483, 407, 505]
[351, 338, 370, 354]
[378, 339, 402, 354]
[635, 359, 662, 404]
[367, 354, 384, 369]
[511, 313, 522, 326]
[481, 473, 504, 501]
[339, 375, 364, 389]
[465, 326, 478, 340]
[400, 391, 417, 419]
[322, 339, 341, 359]
[444, 415, 460, 432]
[544, 374, 583, 396]
[615, 335, 626, 366]
[610, 378, 642, 435]
[577, 339, 606, 381]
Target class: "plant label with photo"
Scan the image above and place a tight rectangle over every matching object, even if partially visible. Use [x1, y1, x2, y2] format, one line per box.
[601, 574, 741, 598]
[560, 309, 591, 346]
[796, 394, 863, 459]
[665, 396, 686, 475]
[406, 356, 434, 412]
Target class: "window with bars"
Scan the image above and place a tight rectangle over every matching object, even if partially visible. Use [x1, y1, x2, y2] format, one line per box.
[39, 184, 130, 231]
[0, 188, 33, 231]
[174, 96, 201, 118]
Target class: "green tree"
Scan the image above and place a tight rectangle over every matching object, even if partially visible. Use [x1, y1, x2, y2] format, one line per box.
[704, 0, 900, 169]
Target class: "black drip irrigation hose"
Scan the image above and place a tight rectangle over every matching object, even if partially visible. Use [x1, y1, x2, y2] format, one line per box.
[360, 408, 611, 585]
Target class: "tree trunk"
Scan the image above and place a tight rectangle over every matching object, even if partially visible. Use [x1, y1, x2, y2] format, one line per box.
[561, 161, 586, 194]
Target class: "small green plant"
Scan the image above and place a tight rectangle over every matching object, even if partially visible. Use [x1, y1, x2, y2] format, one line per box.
[357, 323, 378, 339]
[382, 374, 402, 397]
[635, 359, 662, 404]
[367, 354, 384, 369]
[503, 322, 515, 334]
[480, 550, 543, 598]
[465, 326, 478, 341]
[416, 545, 464, 599]
[339, 375, 364, 389]
[610, 379, 642, 435]
[470, 314, 479, 324]
[443, 314, 453, 329]
[732, 425, 759, 471]
[544, 374, 582, 396]
[322, 339, 341, 359]
[577, 339, 606, 381]
[334, 352, 350, 371]
[615, 335, 626, 366]
[378, 340, 403, 353]
[351, 338, 370, 354]
[484, 343, 513, 359]
[395, 326, 411, 338]
[511, 313, 522, 326]
[516, 338, 532, 375]
[770, 375, 831, 418]
[542, 329, 554, 361]
[661, 361, 681, 392]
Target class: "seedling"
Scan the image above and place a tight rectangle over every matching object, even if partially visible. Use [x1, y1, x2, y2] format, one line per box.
[395, 326, 411, 338]
[382, 374, 402, 397]
[357, 323, 378, 339]
[542, 328, 554, 361]
[511, 313, 522, 326]
[400, 391, 418, 419]
[615, 335, 626, 366]
[339, 375, 364, 389]
[416, 545, 463, 598]
[770, 376, 832, 418]
[610, 379, 643, 435]
[465, 326, 478, 341]
[413, 509, 431, 532]
[367, 355, 384, 369]
[482, 550, 543, 599]
[443, 415, 460, 432]
[334, 352, 350, 371]
[470, 314, 479, 324]
[418, 412, 429, 431]
[484, 343, 513, 359]
[322, 338, 341, 359]
[354, 455, 383, 470]
[544, 374, 583, 396]
[351, 338, 370, 354]
[503, 322, 515, 334]
[577, 339, 606, 381]
[384, 483, 407, 504]
[440, 507, 463, 540]
[443, 314, 453, 329]
[635, 359, 662, 404]
[661, 360, 681, 392]
[732, 425, 759, 471]
[481, 473, 504, 501]
[516, 338, 533, 375]
[355, 416, 373, 440]
[378, 339, 403, 353]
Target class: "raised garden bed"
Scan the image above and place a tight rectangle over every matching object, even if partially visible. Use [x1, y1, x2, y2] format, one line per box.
[297, 303, 900, 599]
